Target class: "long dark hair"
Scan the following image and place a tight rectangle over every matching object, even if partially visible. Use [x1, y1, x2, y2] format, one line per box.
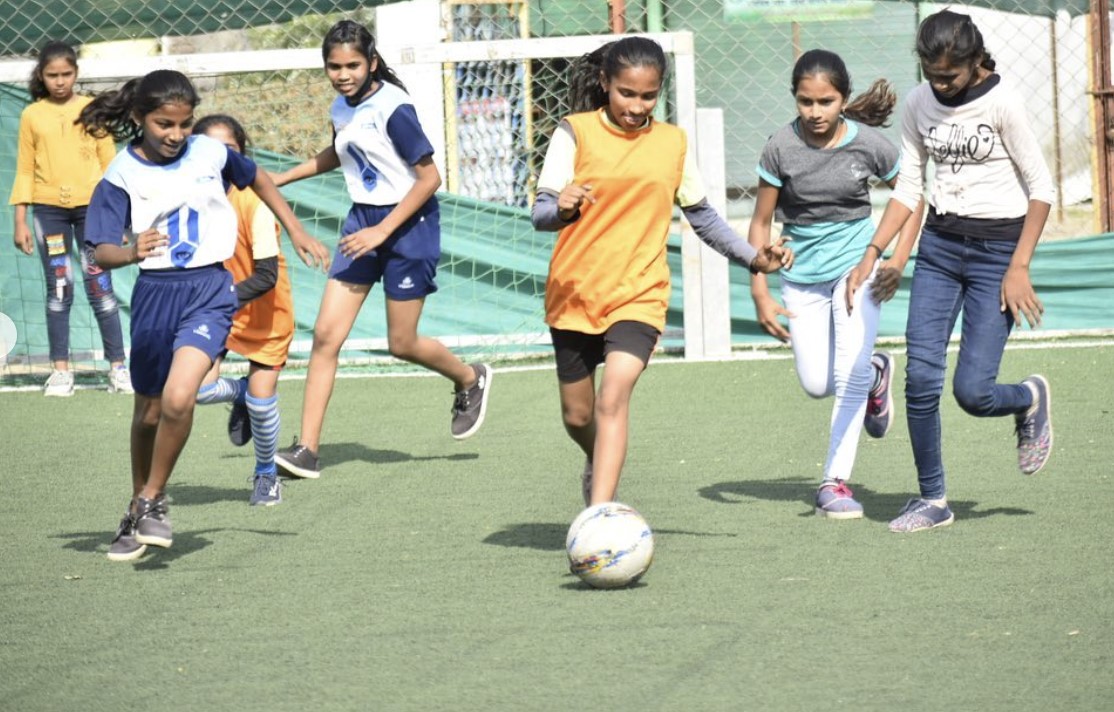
[322, 20, 406, 94]
[76, 69, 200, 143]
[194, 113, 249, 154]
[567, 36, 668, 113]
[915, 10, 996, 72]
[791, 49, 896, 127]
[29, 40, 78, 101]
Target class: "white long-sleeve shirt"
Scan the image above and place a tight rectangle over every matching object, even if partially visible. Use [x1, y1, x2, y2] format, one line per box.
[891, 75, 1054, 219]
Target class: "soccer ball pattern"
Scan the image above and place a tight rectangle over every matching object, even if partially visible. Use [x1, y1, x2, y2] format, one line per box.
[566, 502, 654, 589]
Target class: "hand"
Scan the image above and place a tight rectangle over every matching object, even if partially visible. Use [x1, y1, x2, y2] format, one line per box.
[845, 256, 876, 314]
[290, 228, 331, 271]
[269, 170, 290, 187]
[1001, 264, 1043, 328]
[750, 237, 793, 274]
[557, 182, 596, 220]
[753, 294, 794, 343]
[338, 226, 389, 261]
[133, 228, 168, 261]
[869, 258, 907, 304]
[13, 224, 33, 255]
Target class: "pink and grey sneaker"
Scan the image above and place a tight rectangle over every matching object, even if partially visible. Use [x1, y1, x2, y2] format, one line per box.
[864, 351, 894, 439]
[1015, 375, 1053, 475]
[815, 480, 863, 519]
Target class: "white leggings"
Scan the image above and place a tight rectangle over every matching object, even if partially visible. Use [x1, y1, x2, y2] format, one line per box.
[780, 266, 881, 483]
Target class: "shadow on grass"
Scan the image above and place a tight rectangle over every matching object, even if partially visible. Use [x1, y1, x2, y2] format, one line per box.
[53, 527, 297, 568]
[484, 523, 740, 552]
[699, 478, 1034, 524]
[559, 577, 650, 592]
[319, 441, 480, 467]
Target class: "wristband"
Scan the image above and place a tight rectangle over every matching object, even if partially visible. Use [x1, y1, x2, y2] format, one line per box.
[866, 244, 883, 259]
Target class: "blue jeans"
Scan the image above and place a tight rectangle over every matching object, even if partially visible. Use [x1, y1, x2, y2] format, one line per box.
[905, 228, 1033, 499]
[32, 204, 126, 363]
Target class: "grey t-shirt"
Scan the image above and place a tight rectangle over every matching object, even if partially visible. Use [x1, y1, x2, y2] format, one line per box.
[757, 119, 900, 226]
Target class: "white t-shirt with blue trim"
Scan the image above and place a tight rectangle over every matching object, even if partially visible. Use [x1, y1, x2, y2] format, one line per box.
[331, 82, 435, 207]
[85, 134, 257, 270]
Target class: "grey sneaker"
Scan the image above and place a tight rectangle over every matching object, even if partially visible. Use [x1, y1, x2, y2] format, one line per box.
[228, 377, 251, 447]
[889, 498, 954, 533]
[581, 459, 594, 506]
[275, 438, 321, 479]
[450, 363, 493, 440]
[134, 495, 172, 548]
[1016, 375, 1052, 475]
[107, 365, 134, 394]
[250, 473, 282, 506]
[864, 351, 894, 438]
[107, 503, 147, 562]
[44, 369, 75, 397]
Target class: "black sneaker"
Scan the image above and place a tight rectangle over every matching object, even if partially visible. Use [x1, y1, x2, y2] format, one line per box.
[275, 438, 321, 479]
[134, 494, 172, 548]
[228, 377, 252, 447]
[107, 502, 147, 562]
[450, 363, 493, 440]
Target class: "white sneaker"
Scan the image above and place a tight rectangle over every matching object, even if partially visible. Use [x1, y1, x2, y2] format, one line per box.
[44, 370, 75, 397]
[108, 366, 134, 394]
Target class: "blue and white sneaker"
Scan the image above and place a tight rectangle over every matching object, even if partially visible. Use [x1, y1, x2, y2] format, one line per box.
[250, 473, 282, 506]
[815, 480, 864, 519]
[1016, 375, 1052, 475]
[889, 498, 954, 533]
[864, 351, 894, 438]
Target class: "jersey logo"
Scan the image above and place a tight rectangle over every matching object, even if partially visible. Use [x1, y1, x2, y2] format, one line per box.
[166, 207, 201, 267]
[346, 145, 379, 190]
[398, 276, 414, 290]
[193, 323, 211, 340]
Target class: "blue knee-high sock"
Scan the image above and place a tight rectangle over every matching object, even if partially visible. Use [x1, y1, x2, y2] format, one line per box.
[246, 392, 279, 475]
[197, 377, 245, 405]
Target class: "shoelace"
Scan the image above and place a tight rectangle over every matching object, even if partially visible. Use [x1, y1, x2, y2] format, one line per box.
[452, 390, 470, 415]
[821, 481, 854, 499]
[1015, 415, 1037, 444]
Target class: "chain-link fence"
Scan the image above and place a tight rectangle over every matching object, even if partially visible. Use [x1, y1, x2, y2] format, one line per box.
[0, 0, 1109, 378]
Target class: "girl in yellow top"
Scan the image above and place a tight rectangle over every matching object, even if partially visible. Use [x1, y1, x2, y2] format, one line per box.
[9, 41, 129, 396]
[532, 36, 792, 507]
[193, 114, 301, 507]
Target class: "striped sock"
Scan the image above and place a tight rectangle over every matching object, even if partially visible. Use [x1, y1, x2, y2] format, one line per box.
[197, 377, 244, 405]
[246, 392, 279, 475]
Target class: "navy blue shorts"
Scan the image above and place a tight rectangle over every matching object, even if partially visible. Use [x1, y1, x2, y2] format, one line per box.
[328, 200, 440, 300]
[130, 264, 238, 395]
[550, 321, 661, 383]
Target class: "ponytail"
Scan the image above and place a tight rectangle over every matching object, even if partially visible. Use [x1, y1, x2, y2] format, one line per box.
[843, 78, 897, 127]
[76, 70, 200, 143]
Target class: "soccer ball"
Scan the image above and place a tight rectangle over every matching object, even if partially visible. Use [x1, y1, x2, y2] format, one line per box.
[566, 502, 654, 589]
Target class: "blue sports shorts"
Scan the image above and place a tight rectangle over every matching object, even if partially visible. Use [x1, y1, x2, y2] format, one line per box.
[328, 199, 440, 300]
[130, 264, 237, 395]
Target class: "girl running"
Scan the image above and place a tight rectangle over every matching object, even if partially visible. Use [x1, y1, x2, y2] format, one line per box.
[194, 114, 301, 507]
[274, 20, 492, 481]
[533, 36, 792, 507]
[748, 49, 923, 519]
[846, 10, 1055, 532]
[79, 70, 328, 561]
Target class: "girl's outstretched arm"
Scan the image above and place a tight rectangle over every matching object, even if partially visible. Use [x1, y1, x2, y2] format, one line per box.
[251, 169, 331, 271]
[271, 146, 340, 187]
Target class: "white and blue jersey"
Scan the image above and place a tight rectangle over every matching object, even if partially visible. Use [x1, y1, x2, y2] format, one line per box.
[85, 134, 257, 270]
[331, 82, 435, 207]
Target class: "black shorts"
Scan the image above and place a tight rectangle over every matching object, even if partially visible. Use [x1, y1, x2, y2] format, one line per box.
[550, 320, 660, 383]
